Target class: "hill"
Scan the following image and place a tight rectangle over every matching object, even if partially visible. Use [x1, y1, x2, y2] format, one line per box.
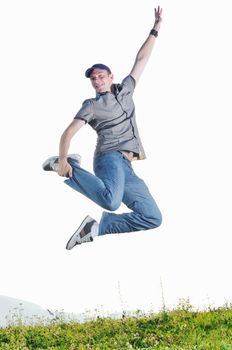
[0, 295, 53, 328]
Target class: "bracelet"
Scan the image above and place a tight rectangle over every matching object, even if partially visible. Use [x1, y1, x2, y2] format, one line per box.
[150, 29, 158, 37]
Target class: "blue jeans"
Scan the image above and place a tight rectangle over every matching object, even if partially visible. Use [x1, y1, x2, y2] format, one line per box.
[65, 151, 162, 235]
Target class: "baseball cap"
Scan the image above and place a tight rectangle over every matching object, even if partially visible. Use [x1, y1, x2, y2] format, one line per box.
[85, 63, 111, 78]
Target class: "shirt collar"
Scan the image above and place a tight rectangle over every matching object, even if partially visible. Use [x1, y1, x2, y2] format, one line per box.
[95, 84, 121, 99]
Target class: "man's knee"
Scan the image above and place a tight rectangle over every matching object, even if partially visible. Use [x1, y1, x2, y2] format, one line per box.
[148, 211, 162, 229]
[154, 213, 162, 228]
[103, 199, 121, 212]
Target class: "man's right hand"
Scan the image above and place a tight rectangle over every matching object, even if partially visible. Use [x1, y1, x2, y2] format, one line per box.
[58, 159, 73, 178]
[58, 118, 85, 177]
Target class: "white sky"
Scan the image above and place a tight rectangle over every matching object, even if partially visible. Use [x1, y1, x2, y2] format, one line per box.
[0, 0, 231, 315]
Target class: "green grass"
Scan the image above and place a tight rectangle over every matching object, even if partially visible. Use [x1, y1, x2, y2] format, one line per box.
[0, 304, 232, 349]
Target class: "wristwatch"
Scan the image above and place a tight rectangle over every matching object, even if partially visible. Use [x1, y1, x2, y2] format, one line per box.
[150, 29, 158, 37]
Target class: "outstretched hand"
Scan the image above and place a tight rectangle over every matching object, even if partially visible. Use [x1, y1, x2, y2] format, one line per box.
[154, 5, 162, 31]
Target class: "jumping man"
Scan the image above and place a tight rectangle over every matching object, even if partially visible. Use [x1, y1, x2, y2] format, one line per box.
[43, 6, 163, 250]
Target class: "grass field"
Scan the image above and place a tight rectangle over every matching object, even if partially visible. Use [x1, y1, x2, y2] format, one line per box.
[0, 303, 231, 349]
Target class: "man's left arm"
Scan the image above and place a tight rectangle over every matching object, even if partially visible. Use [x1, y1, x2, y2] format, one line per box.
[130, 6, 162, 83]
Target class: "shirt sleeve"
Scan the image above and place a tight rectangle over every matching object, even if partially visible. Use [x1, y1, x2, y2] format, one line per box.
[74, 99, 94, 123]
[121, 75, 136, 93]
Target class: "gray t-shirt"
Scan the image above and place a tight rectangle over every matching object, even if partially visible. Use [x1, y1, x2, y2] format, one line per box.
[74, 75, 146, 160]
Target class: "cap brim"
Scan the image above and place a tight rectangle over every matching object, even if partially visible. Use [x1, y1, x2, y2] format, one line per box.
[85, 68, 93, 78]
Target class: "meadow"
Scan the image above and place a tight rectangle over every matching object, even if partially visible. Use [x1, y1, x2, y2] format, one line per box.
[0, 302, 231, 349]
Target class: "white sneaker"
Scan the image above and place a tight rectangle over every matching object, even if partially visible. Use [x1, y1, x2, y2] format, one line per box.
[66, 216, 97, 250]
[42, 154, 81, 172]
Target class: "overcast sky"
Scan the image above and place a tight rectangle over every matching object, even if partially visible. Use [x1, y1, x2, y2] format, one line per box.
[0, 0, 231, 315]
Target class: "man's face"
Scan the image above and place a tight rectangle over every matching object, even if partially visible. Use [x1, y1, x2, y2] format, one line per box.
[90, 69, 113, 93]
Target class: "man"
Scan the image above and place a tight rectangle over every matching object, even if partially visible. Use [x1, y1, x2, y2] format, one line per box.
[43, 6, 163, 250]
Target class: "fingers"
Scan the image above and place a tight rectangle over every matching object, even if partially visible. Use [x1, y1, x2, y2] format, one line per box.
[155, 5, 162, 19]
[58, 163, 73, 177]
[64, 165, 73, 178]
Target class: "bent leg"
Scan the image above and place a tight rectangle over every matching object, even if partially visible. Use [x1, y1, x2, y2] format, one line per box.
[64, 152, 126, 211]
[99, 162, 162, 234]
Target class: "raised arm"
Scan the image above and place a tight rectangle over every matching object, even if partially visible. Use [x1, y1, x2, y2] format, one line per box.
[130, 6, 162, 83]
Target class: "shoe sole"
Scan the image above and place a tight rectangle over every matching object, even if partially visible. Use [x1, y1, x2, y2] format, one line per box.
[66, 215, 92, 250]
[42, 154, 81, 171]
[42, 156, 58, 171]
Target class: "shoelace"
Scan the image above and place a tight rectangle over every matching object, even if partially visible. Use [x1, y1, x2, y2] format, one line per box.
[52, 160, 59, 172]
